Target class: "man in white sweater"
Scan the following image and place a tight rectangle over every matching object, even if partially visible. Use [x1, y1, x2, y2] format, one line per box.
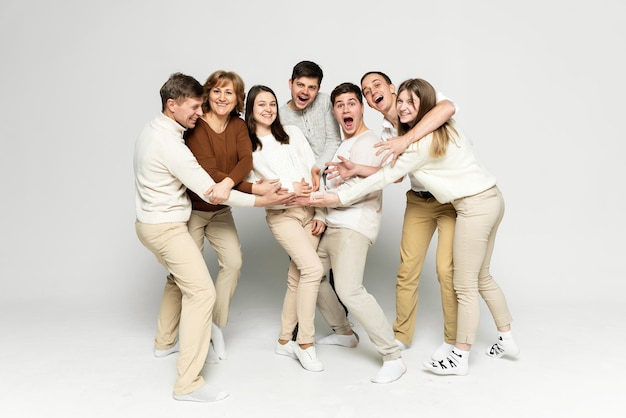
[134, 73, 292, 403]
[311, 82, 406, 383]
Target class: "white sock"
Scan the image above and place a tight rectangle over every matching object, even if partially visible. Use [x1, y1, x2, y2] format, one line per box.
[211, 323, 227, 360]
[371, 358, 407, 383]
[173, 384, 229, 402]
[451, 348, 470, 365]
[487, 330, 520, 358]
[431, 342, 454, 361]
[394, 339, 407, 350]
[317, 332, 359, 348]
[154, 342, 179, 358]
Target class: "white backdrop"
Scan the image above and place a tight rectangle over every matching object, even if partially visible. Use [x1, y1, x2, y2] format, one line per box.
[0, 0, 623, 313]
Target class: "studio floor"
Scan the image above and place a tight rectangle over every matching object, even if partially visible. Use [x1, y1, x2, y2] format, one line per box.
[2, 264, 623, 418]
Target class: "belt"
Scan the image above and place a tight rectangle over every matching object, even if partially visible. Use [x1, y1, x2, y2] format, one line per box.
[412, 190, 434, 199]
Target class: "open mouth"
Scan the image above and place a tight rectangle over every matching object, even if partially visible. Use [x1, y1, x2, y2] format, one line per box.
[374, 95, 383, 103]
[343, 117, 354, 129]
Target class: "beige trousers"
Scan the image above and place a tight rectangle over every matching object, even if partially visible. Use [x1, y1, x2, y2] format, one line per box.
[317, 228, 401, 361]
[135, 221, 214, 395]
[187, 208, 242, 327]
[451, 186, 513, 344]
[265, 207, 323, 344]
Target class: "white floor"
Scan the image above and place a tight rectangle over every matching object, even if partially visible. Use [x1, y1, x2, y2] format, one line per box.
[3, 266, 624, 418]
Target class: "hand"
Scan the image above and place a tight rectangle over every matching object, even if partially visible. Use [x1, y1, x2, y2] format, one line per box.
[203, 185, 214, 200]
[311, 167, 321, 192]
[374, 135, 411, 166]
[293, 178, 313, 197]
[209, 177, 235, 204]
[257, 183, 295, 207]
[252, 178, 281, 195]
[311, 220, 326, 236]
[289, 195, 313, 206]
[308, 192, 340, 207]
[325, 156, 357, 183]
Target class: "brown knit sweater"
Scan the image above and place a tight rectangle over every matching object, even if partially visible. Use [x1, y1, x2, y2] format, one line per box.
[184, 117, 253, 212]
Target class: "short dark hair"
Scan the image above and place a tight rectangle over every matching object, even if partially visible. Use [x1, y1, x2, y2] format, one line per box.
[290, 60, 323, 86]
[331, 82, 363, 105]
[360, 71, 392, 85]
[159, 72, 203, 111]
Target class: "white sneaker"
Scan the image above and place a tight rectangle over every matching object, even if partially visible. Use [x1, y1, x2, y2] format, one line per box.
[294, 345, 324, 372]
[275, 340, 297, 359]
[317, 332, 359, 348]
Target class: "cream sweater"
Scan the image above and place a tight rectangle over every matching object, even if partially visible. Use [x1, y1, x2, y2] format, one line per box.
[338, 124, 496, 205]
[134, 113, 254, 224]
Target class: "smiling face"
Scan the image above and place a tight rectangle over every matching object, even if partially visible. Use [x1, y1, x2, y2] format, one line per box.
[396, 89, 420, 127]
[252, 91, 278, 133]
[361, 73, 396, 115]
[332, 92, 365, 139]
[288, 76, 320, 111]
[207, 79, 237, 117]
[167, 96, 203, 129]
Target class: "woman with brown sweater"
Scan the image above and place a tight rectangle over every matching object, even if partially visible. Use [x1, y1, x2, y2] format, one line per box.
[184, 70, 275, 361]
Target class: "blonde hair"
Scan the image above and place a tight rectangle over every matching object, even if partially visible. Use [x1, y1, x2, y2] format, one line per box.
[397, 78, 457, 158]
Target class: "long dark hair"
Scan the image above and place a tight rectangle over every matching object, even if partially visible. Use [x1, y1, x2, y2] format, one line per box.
[245, 85, 290, 151]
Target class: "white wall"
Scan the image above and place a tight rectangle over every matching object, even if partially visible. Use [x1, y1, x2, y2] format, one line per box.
[0, 0, 623, 309]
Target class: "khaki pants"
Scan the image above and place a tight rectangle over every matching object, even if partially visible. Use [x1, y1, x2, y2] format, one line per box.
[317, 228, 400, 361]
[451, 186, 513, 344]
[135, 221, 214, 395]
[187, 208, 242, 327]
[394, 190, 457, 346]
[265, 207, 323, 344]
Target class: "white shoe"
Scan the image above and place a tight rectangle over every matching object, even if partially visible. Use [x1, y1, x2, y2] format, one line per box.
[275, 340, 297, 359]
[154, 342, 178, 358]
[317, 332, 359, 348]
[294, 345, 324, 372]
[431, 342, 454, 362]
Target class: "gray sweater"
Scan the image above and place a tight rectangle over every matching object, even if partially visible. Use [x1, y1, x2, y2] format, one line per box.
[280, 92, 342, 170]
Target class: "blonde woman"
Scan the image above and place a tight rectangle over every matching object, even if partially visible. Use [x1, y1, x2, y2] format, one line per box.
[306, 78, 520, 376]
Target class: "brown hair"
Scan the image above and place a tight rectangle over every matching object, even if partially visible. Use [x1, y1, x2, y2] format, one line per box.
[397, 78, 457, 158]
[202, 70, 245, 116]
[159, 72, 203, 111]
